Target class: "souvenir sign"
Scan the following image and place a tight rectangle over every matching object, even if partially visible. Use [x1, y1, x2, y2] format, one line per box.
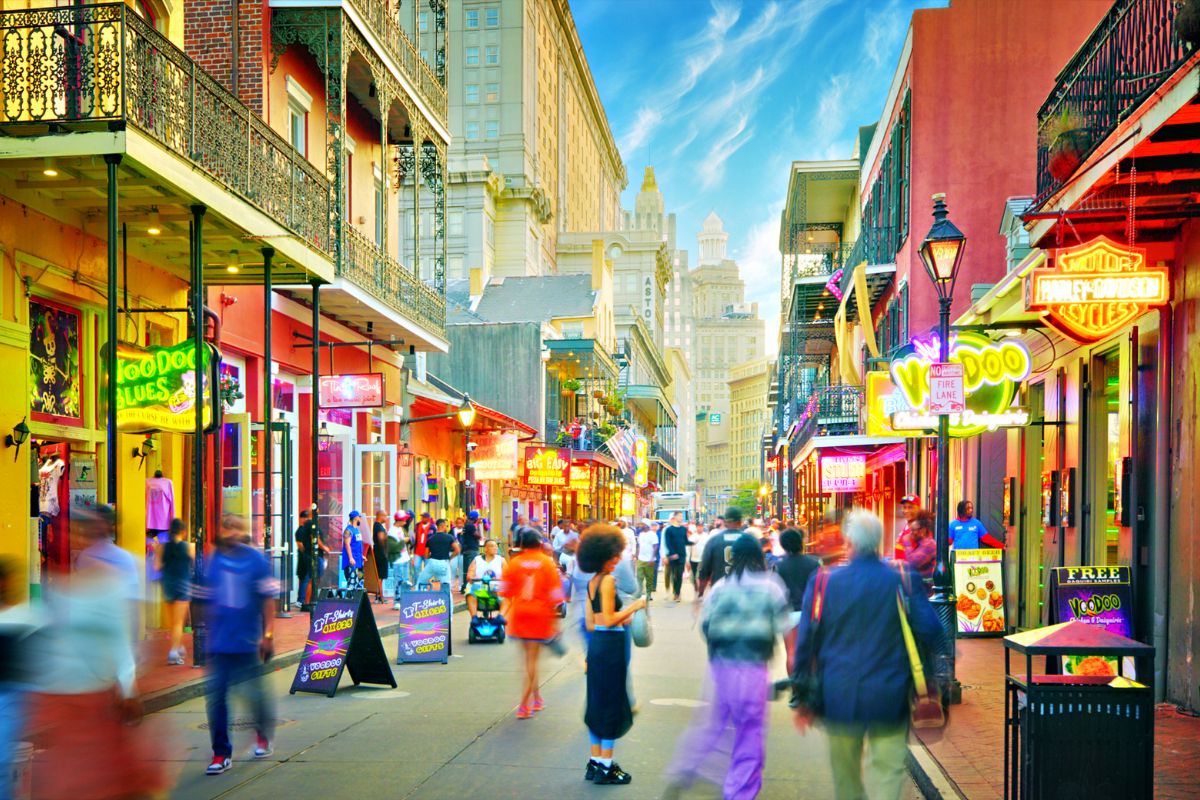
[1028, 237, 1168, 343]
[396, 586, 452, 664]
[29, 298, 82, 426]
[472, 432, 519, 480]
[867, 331, 1031, 438]
[953, 549, 1005, 636]
[290, 591, 396, 697]
[111, 341, 219, 434]
[820, 455, 866, 492]
[521, 447, 570, 487]
[1049, 565, 1135, 678]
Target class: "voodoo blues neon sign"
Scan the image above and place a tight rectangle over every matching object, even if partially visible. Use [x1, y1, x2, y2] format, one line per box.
[881, 330, 1031, 437]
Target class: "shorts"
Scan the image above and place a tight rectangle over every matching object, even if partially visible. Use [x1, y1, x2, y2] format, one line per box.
[163, 580, 191, 602]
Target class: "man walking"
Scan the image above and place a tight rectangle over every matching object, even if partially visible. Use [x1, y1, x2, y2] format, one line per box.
[635, 521, 659, 601]
[697, 507, 748, 597]
[662, 512, 689, 602]
[418, 519, 460, 590]
[200, 516, 277, 776]
[459, 510, 483, 593]
[294, 510, 318, 610]
[791, 510, 945, 800]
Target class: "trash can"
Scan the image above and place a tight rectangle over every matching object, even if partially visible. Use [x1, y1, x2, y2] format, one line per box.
[1003, 620, 1155, 800]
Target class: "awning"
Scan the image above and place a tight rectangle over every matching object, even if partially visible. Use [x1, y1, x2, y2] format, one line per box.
[408, 376, 537, 438]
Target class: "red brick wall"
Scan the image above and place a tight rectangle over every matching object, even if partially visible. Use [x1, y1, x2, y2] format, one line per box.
[184, 0, 265, 115]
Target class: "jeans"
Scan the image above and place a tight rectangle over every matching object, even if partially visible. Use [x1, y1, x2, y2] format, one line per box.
[459, 550, 478, 591]
[297, 555, 326, 606]
[824, 721, 909, 800]
[417, 558, 453, 588]
[665, 557, 685, 597]
[205, 652, 274, 758]
[637, 561, 656, 598]
[668, 660, 769, 800]
[690, 560, 699, 589]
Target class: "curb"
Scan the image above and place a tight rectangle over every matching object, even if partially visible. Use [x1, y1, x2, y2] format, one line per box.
[906, 739, 966, 800]
[143, 601, 467, 714]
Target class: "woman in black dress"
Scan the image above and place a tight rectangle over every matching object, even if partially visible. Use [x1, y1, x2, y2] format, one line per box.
[156, 518, 194, 665]
[578, 525, 645, 786]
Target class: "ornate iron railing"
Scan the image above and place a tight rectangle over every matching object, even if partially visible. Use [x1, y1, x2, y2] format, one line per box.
[651, 441, 677, 474]
[343, 0, 447, 119]
[786, 241, 855, 282]
[343, 226, 446, 339]
[795, 384, 866, 445]
[1034, 0, 1190, 204]
[0, 3, 332, 253]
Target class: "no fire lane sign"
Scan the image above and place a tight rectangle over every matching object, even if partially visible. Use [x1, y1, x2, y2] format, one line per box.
[929, 362, 965, 415]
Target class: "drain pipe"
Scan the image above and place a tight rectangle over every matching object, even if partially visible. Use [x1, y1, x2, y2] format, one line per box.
[1153, 305, 1171, 703]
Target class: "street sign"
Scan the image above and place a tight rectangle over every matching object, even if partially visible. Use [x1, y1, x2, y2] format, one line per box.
[928, 362, 965, 415]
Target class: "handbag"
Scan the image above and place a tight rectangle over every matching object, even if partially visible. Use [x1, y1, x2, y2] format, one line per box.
[630, 606, 653, 647]
[897, 589, 946, 730]
[789, 567, 830, 715]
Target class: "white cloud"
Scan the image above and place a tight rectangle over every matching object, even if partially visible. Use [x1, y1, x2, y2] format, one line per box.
[619, 107, 664, 157]
[735, 205, 787, 357]
[698, 113, 754, 189]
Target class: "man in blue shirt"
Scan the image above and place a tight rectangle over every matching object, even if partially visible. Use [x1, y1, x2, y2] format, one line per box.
[341, 510, 365, 587]
[200, 516, 277, 776]
[948, 501, 1002, 551]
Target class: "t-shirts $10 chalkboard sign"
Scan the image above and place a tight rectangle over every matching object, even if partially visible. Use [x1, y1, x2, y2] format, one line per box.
[290, 591, 396, 696]
[396, 587, 452, 664]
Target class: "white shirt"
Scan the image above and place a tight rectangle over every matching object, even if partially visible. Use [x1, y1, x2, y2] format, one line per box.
[622, 526, 637, 559]
[637, 528, 659, 562]
[692, 530, 712, 562]
[471, 554, 505, 580]
[389, 525, 411, 562]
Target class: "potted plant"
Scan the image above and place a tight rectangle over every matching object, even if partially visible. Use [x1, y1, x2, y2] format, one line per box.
[595, 422, 616, 444]
[1039, 109, 1089, 182]
[555, 430, 571, 446]
[592, 388, 605, 400]
[561, 377, 583, 396]
[1177, 0, 1200, 47]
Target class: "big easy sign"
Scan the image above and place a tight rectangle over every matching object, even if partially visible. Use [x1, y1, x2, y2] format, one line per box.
[1027, 237, 1168, 343]
[520, 446, 570, 487]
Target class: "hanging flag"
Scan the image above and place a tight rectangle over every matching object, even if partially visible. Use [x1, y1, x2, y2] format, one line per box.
[422, 473, 439, 503]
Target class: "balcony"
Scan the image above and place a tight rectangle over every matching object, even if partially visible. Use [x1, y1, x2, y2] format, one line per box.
[0, 3, 332, 256]
[794, 385, 866, 446]
[650, 441, 677, 475]
[1034, 0, 1190, 203]
[342, 227, 445, 339]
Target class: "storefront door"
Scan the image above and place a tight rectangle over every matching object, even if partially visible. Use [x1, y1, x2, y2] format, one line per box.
[1018, 382, 1047, 629]
[355, 445, 396, 519]
[222, 412, 252, 534]
[1084, 349, 1126, 568]
[316, 434, 351, 588]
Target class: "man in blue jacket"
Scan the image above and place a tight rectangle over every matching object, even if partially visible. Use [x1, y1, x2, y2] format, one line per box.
[791, 509, 946, 800]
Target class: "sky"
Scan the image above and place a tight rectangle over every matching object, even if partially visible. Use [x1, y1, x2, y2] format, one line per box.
[574, 0, 946, 355]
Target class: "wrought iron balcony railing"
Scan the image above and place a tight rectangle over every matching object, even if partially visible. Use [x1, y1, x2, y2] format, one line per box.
[1034, 0, 1190, 204]
[785, 241, 855, 283]
[343, 226, 445, 339]
[650, 441, 677, 473]
[343, 0, 447, 119]
[794, 384, 866, 446]
[0, 3, 332, 254]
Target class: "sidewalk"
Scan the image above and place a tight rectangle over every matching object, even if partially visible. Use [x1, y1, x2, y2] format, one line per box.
[908, 638, 1200, 800]
[137, 590, 466, 713]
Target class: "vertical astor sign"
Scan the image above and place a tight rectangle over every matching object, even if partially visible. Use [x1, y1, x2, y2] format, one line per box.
[928, 362, 965, 414]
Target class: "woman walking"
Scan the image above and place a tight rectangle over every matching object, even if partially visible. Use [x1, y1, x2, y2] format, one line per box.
[499, 528, 564, 719]
[156, 518, 194, 665]
[578, 525, 646, 786]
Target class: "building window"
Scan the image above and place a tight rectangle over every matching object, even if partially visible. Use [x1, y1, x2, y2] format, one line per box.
[485, 82, 499, 102]
[465, 46, 479, 65]
[465, 8, 479, 28]
[449, 209, 463, 237]
[485, 45, 499, 65]
[418, 11, 429, 32]
[288, 105, 307, 157]
[465, 83, 479, 103]
[485, 6, 499, 26]
[485, 120, 498, 138]
[465, 121, 480, 140]
[561, 321, 584, 339]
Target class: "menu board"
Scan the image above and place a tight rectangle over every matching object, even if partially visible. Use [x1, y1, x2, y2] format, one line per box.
[290, 591, 396, 696]
[1050, 565, 1135, 678]
[396, 586, 452, 664]
[953, 549, 1006, 636]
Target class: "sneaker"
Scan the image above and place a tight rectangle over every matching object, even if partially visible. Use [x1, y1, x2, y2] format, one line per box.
[546, 636, 567, 657]
[594, 762, 632, 785]
[532, 697, 544, 713]
[392, 602, 401, 610]
[206, 756, 231, 775]
[253, 736, 273, 759]
[584, 759, 601, 781]
[516, 705, 532, 720]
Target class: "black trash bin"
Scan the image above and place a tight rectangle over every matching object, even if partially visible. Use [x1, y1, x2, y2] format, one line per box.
[1003, 620, 1155, 800]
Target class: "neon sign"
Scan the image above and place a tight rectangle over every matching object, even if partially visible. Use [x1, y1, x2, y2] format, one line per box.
[1028, 236, 1168, 343]
[112, 341, 218, 434]
[521, 447, 570, 487]
[318, 373, 384, 408]
[869, 331, 1031, 438]
[633, 436, 649, 488]
[821, 455, 865, 492]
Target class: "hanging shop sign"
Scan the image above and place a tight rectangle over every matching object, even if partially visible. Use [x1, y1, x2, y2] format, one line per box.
[110, 340, 219, 434]
[867, 331, 1031, 438]
[318, 373, 384, 408]
[569, 463, 592, 492]
[1028, 237, 1168, 343]
[633, 436, 649, 487]
[472, 432, 519, 480]
[521, 446, 570, 487]
[820, 454, 866, 492]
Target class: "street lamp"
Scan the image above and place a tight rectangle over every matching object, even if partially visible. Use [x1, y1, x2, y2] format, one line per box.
[458, 395, 476, 514]
[918, 192, 966, 705]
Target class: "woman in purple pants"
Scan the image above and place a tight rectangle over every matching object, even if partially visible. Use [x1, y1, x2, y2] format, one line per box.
[664, 533, 794, 800]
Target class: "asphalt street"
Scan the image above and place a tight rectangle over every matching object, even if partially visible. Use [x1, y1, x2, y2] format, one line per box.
[152, 587, 921, 800]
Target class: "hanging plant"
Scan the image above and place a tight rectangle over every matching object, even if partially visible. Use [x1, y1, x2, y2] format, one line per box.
[561, 377, 584, 394]
[592, 389, 605, 399]
[219, 372, 244, 407]
[595, 423, 617, 443]
[1039, 109, 1089, 182]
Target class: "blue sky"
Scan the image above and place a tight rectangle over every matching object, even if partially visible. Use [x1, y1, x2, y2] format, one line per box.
[575, 0, 945, 353]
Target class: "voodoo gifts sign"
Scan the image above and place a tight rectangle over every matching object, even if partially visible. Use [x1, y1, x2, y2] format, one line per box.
[395, 586, 452, 664]
[290, 591, 396, 697]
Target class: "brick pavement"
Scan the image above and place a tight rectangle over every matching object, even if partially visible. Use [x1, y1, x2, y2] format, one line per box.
[912, 638, 1200, 800]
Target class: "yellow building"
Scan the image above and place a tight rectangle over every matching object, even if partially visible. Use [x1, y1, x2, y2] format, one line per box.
[729, 358, 772, 488]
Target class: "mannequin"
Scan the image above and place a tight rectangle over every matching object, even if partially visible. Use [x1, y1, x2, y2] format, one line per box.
[145, 470, 176, 582]
[38, 453, 65, 518]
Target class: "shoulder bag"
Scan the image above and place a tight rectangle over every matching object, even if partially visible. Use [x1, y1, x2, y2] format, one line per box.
[789, 567, 830, 715]
[897, 587, 945, 730]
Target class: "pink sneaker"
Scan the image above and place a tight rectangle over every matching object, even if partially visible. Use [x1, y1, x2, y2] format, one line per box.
[532, 698, 544, 713]
[516, 705, 532, 719]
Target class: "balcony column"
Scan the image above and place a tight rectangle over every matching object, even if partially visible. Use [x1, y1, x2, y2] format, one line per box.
[324, 13, 346, 273]
[377, 81, 392, 258]
[189, 204, 208, 667]
[104, 154, 121, 506]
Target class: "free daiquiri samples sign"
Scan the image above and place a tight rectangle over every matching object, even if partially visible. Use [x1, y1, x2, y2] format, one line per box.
[1028, 237, 1168, 343]
[110, 340, 219, 434]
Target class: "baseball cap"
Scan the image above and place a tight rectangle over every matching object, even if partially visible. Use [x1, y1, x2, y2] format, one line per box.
[348, 510, 362, 520]
[468, 510, 480, 520]
[900, 494, 920, 505]
[721, 506, 744, 524]
[421, 511, 432, 518]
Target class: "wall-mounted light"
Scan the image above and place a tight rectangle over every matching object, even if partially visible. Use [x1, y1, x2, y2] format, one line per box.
[273, 411, 286, 445]
[318, 421, 332, 451]
[398, 441, 413, 468]
[132, 436, 155, 469]
[5, 417, 30, 461]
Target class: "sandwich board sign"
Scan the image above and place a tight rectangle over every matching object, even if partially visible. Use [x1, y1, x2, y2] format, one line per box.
[396, 585, 453, 664]
[290, 590, 396, 697]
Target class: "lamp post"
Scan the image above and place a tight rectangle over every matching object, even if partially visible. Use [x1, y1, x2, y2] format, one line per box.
[457, 395, 476, 515]
[918, 192, 967, 705]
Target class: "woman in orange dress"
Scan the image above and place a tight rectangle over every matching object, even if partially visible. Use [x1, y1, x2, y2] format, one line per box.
[499, 527, 565, 719]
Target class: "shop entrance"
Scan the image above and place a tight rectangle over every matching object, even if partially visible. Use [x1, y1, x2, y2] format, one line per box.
[355, 444, 396, 519]
[316, 432, 351, 589]
[1017, 382, 1046, 629]
[1083, 349, 1126, 568]
[221, 412, 252, 534]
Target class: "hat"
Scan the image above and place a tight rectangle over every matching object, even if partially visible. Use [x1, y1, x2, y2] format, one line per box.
[468, 510, 480, 520]
[348, 510, 362, 520]
[721, 506, 743, 524]
[900, 494, 920, 506]
[394, 511, 410, 522]
[421, 511, 432, 518]
[731, 533, 760, 559]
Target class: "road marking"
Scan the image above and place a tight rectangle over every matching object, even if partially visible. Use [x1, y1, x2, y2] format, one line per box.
[649, 698, 708, 708]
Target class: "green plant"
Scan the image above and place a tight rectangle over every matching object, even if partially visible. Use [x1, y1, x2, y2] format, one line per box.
[595, 423, 617, 443]
[561, 377, 583, 393]
[555, 430, 571, 446]
[1038, 108, 1086, 150]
